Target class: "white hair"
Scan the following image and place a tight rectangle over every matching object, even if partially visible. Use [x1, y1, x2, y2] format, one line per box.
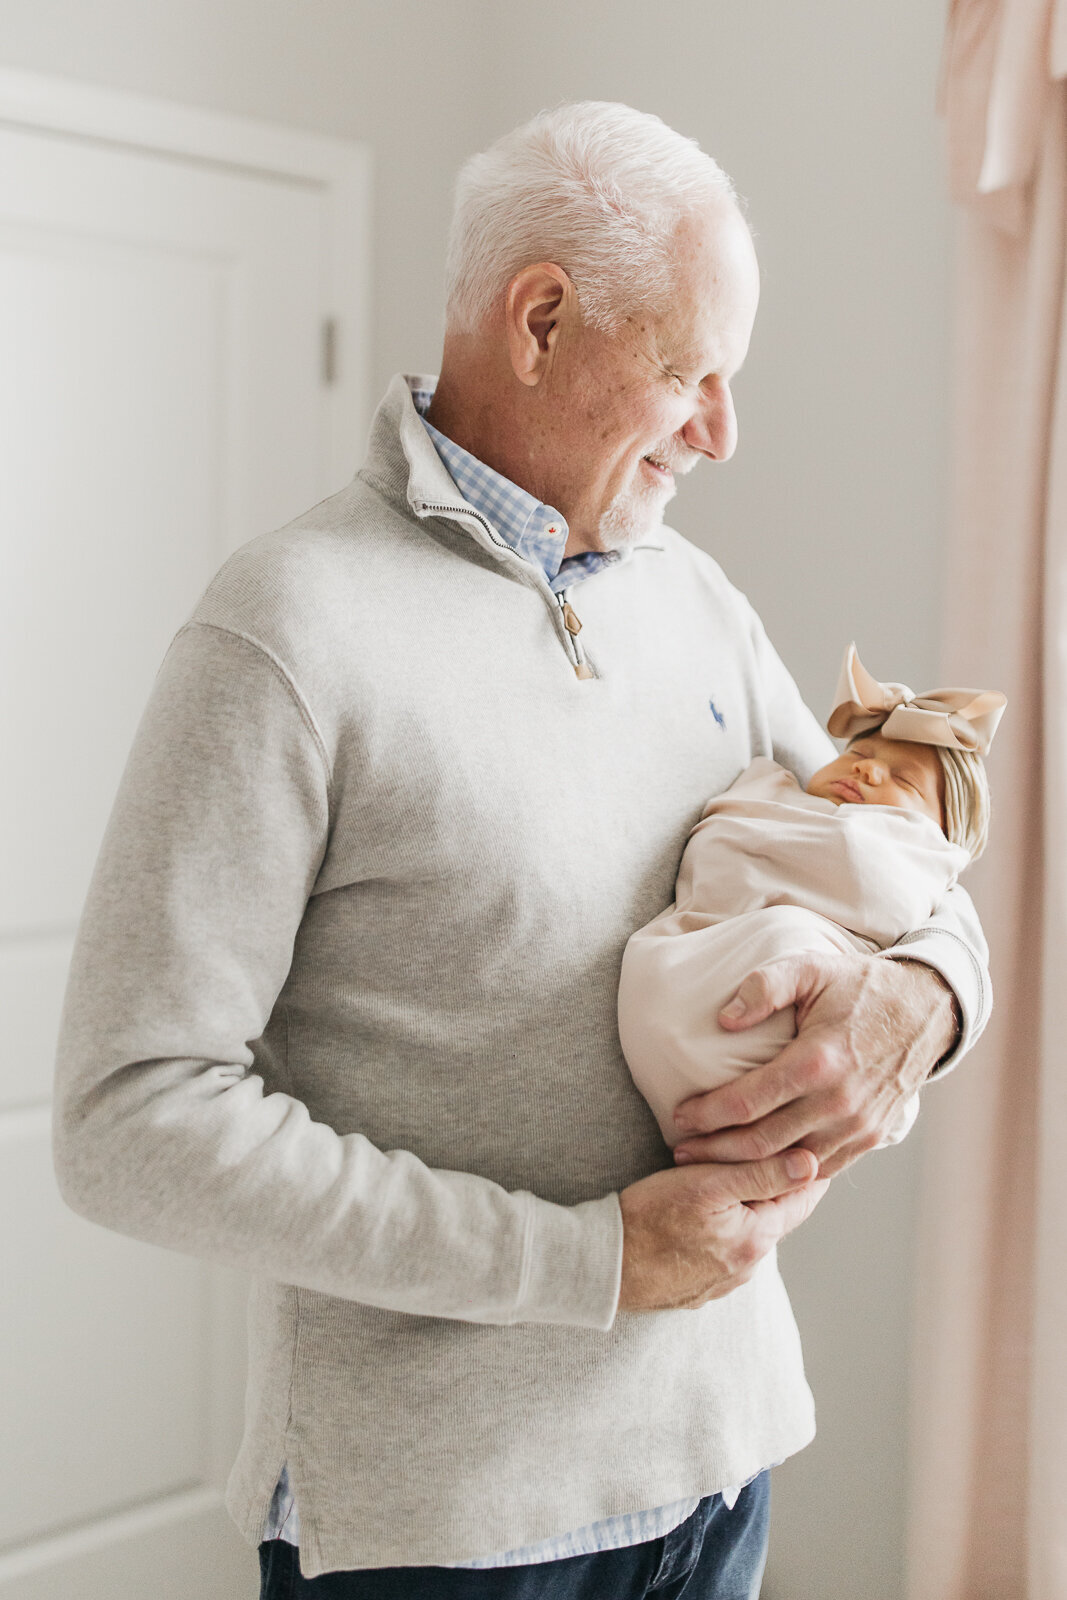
[444, 101, 739, 334]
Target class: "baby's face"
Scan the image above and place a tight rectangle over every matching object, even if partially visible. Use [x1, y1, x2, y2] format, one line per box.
[806, 732, 945, 829]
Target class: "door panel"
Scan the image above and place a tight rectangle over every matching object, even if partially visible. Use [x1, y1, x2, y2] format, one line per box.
[0, 82, 368, 1595]
[0, 123, 325, 934]
[0, 1125, 205, 1548]
[1, 226, 230, 931]
[1, 938, 73, 1112]
[0, 1498, 251, 1600]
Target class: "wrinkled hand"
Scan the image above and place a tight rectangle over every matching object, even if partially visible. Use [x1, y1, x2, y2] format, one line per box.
[617, 1149, 828, 1311]
[671, 953, 960, 1180]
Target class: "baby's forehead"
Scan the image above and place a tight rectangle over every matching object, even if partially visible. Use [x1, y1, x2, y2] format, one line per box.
[847, 730, 937, 766]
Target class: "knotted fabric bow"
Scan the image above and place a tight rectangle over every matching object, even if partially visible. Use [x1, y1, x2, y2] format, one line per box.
[827, 642, 1006, 754]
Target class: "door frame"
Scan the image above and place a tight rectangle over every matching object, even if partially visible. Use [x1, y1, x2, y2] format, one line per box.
[0, 64, 371, 486]
[0, 66, 371, 1593]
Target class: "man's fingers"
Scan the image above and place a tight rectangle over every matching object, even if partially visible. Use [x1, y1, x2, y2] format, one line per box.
[689, 1146, 819, 1205]
[675, 1042, 820, 1137]
[746, 1176, 831, 1238]
[718, 953, 833, 1031]
[804, 1136, 882, 1180]
[617, 1153, 827, 1311]
[675, 1100, 821, 1165]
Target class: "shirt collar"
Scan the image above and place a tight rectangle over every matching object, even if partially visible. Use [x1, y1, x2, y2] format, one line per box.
[412, 384, 618, 593]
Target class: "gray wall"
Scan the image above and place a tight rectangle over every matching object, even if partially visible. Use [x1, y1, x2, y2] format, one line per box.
[0, 4, 950, 1594]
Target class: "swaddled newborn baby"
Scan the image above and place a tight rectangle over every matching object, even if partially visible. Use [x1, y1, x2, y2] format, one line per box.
[618, 644, 1006, 1149]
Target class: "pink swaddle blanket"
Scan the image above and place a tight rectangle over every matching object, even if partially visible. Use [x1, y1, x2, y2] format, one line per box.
[618, 757, 968, 1149]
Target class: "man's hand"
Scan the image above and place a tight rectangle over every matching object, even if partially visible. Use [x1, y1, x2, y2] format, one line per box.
[671, 953, 959, 1180]
[617, 1149, 828, 1311]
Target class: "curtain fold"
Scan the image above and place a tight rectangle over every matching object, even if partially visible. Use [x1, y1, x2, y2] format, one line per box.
[908, 4, 1067, 1596]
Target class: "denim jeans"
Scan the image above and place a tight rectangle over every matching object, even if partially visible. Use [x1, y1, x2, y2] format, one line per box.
[257, 1473, 770, 1599]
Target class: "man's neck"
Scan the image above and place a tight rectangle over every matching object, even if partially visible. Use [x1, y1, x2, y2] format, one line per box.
[425, 358, 527, 487]
[427, 342, 605, 558]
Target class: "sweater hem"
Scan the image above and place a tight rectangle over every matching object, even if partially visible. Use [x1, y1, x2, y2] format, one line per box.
[225, 1410, 816, 1577]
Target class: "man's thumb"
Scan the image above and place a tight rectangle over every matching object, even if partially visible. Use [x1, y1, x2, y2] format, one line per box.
[718, 955, 827, 1029]
[706, 1148, 818, 1204]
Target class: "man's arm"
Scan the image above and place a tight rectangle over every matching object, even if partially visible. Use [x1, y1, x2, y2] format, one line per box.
[672, 950, 960, 1178]
[878, 881, 990, 1068]
[53, 620, 817, 1323]
[669, 600, 993, 1179]
[52, 622, 621, 1329]
[744, 602, 991, 1061]
[617, 1153, 828, 1309]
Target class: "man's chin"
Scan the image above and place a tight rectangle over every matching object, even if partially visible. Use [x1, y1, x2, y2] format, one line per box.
[596, 486, 673, 552]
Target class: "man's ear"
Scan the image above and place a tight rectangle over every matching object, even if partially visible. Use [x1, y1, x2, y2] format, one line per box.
[505, 263, 574, 387]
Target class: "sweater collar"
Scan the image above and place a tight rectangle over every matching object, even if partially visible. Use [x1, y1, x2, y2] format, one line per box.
[412, 386, 571, 583]
[362, 375, 654, 579]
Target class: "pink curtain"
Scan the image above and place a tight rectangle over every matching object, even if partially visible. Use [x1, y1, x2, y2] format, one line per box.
[907, 3, 1067, 1597]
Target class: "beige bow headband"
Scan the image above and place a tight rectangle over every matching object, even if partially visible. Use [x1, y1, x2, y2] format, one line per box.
[827, 643, 1006, 755]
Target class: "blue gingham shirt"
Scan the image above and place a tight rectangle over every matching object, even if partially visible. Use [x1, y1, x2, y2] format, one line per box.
[263, 385, 747, 1565]
[413, 385, 621, 594]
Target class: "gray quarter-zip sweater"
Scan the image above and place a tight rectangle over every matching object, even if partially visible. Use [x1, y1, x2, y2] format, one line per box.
[53, 374, 990, 1577]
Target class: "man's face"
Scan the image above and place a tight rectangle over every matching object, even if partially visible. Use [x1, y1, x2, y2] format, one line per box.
[537, 204, 760, 553]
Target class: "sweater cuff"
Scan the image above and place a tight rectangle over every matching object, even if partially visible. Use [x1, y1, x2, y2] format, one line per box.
[879, 926, 990, 1073]
[511, 1192, 624, 1330]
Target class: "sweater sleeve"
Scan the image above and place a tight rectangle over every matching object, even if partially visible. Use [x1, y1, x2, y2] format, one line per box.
[876, 885, 990, 1068]
[742, 596, 992, 1066]
[52, 622, 623, 1330]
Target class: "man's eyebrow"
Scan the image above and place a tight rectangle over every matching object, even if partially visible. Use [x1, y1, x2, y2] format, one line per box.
[661, 335, 723, 372]
[680, 351, 725, 378]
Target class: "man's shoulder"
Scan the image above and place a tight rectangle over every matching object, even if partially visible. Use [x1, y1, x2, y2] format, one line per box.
[188, 474, 414, 641]
[630, 523, 754, 624]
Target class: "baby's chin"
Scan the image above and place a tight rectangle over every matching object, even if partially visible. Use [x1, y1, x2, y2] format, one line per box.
[805, 781, 846, 806]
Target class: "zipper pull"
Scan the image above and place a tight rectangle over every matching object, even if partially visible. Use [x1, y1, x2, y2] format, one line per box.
[559, 598, 594, 679]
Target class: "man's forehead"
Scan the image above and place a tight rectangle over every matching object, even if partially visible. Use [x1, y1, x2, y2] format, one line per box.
[651, 295, 751, 376]
[660, 328, 716, 362]
[652, 208, 759, 355]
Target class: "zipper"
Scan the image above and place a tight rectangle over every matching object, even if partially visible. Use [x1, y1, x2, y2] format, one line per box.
[557, 589, 595, 680]
[414, 498, 596, 681]
[415, 500, 512, 554]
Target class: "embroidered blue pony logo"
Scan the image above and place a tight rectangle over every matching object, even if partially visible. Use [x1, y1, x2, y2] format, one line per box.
[708, 698, 727, 731]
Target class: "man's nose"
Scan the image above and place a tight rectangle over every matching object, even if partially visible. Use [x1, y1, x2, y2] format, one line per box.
[680, 378, 738, 462]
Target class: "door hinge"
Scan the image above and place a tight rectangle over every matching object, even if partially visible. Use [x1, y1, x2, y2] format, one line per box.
[321, 318, 339, 386]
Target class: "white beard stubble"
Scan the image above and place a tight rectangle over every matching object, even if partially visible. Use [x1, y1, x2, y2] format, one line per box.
[595, 443, 694, 551]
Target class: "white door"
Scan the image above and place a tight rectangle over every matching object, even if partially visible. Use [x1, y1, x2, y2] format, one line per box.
[0, 74, 369, 1600]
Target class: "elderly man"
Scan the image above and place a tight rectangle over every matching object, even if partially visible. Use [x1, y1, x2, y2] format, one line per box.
[54, 103, 987, 1599]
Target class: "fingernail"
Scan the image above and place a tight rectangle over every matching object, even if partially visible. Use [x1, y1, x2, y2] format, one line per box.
[721, 997, 747, 1019]
[786, 1151, 812, 1180]
[674, 1148, 694, 1164]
